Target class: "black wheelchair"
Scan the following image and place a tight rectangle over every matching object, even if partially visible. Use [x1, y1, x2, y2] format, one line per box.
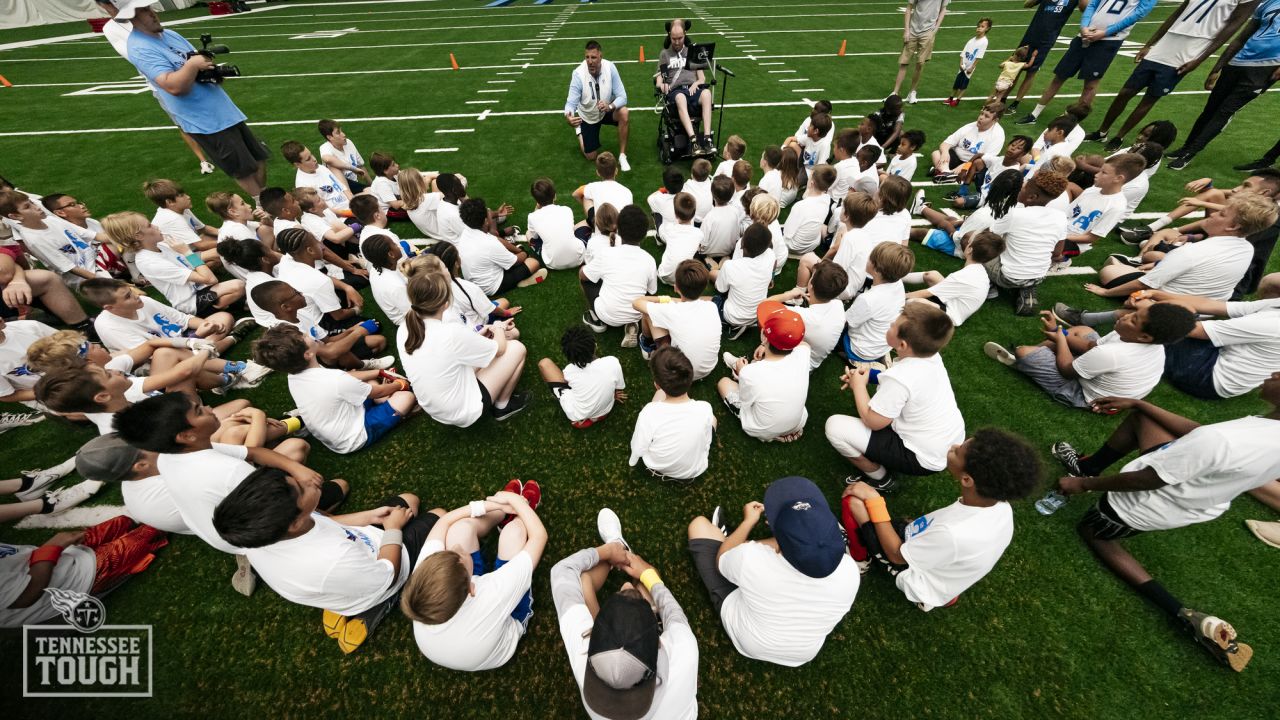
[654, 42, 731, 164]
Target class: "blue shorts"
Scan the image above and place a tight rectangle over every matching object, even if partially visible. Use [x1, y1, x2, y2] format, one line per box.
[923, 228, 959, 257]
[1054, 37, 1122, 81]
[1123, 59, 1183, 99]
[953, 69, 972, 90]
[666, 85, 707, 108]
[470, 550, 534, 627]
[361, 398, 403, 447]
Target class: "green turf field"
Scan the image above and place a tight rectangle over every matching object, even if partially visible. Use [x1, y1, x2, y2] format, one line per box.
[3, 0, 1279, 717]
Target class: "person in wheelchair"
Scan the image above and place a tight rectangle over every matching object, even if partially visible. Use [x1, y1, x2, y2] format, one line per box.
[655, 19, 716, 158]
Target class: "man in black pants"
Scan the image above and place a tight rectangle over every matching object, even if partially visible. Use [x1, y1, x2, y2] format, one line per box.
[1167, 1, 1280, 171]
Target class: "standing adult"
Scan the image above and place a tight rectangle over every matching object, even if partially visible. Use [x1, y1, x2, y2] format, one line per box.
[655, 19, 715, 158]
[116, 1, 270, 203]
[1167, 0, 1280, 170]
[1006, 0, 1088, 119]
[565, 41, 632, 172]
[892, 0, 951, 105]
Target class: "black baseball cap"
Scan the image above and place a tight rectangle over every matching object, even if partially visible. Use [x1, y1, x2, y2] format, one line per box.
[764, 476, 845, 578]
[583, 592, 660, 720]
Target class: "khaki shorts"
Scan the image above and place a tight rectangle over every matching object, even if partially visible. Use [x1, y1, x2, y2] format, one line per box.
[900, 33, 937, 64]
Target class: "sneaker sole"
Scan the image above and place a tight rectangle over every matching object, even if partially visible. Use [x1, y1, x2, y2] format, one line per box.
[983, 341, 1016, 366]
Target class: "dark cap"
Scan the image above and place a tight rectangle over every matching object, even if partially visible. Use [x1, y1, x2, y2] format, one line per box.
[764, 476, 845, 578]
[583, 592, 660, 720]
[75, 433, 141, 483]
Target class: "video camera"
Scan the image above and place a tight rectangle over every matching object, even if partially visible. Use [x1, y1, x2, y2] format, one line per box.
[185, 34, 241, 84]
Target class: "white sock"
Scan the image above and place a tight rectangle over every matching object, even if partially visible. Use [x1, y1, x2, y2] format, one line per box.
[1148, 215, 1172, 231]
[865, 466, 887, 481]
[1032, 104, 1046, 118]
[903, 271, 927, 285]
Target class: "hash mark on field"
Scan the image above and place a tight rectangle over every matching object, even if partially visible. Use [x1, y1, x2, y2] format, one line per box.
[478, 109, 492, 120]
[497, 71, 523, 75]
[792, 88, 824, 92]
[415, 147, 458, 153]
[466, 99, 501, 104]
[779, 78, 810, 82]
[769, 70, 796, 73]
[435, 128, 475, 133]
[478, 89, 508, 93]
[488, 80, 515, 83]
[759, 62, 784, 66]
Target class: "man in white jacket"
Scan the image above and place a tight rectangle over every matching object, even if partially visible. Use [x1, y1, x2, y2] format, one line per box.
[566, 40, 632, 172]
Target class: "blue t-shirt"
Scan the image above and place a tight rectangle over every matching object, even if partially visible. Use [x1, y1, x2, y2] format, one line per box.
[1025, 0, 1080, 40]
[126, 28, 246, 135]
[1232, 0, 1280, 66]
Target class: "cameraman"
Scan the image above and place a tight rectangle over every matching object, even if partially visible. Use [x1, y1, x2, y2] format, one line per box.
[117, 1, 268, 202]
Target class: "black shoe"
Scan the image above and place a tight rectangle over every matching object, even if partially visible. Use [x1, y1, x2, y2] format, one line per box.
[843, 472, 898, 494]
[1051, 302, 1083, 326]
[1107, 252, 1142, 268]
[1165, 146, 1191, 160]
[1051, 441, 1083, 476]
[581, 309, 607, 333]
[1233, 158, 1274, 172]
[1014, 113, 1038, 126]
[1117, 225, 1153, 245]
[710, 505, 728, 536]
[1015, 286, 1038, 316]
[1084, 130, 1107, 143]
[726, 323, 753, 341]
[1168, 153, 1194, 171]
[492, 392, 530, 422]
[1104, 136, 1125, 153]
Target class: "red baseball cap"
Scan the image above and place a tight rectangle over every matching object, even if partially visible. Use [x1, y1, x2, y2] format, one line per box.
[757, 301, 805, 351]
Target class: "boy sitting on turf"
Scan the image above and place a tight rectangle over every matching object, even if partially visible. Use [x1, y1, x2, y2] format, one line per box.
[458, 198, 547, 296]
[274, 227, 366, 333]
[282, 140, 354, 213]
[983, 170, 1070, 315]
[251, 280, 392, 371]
[841, 427, 1041, 610]
[797, 192, 876, 299]
[657, 193, 702, 286]
[983, 303, 1197, 408]
[0, 190, 109, 289]
[843, 242, 913, 365]
[647, 166, 685, 231]
[629, 346, 716, 481]
[784, 113, 834, 170]
[904, 230, 1004, 327]
[402, 483, 546, 671]
[633, 259, 721, 379]
[882, 129, 924, 183]
[214, 467, 428, 652]
[711, 223, 773, 340]
[293, 187, 360, 265]
[537, 324, 626, 429]
[207, 191, 275, 252]
[699, 176, 740, 260]
[685, 476, 858, 667]
[81, 278, 251, 357]
[784, 164, 837, 257]
[317, 119, 369, 192]
[720, 302, 812, 443]
[368, 152, 408, 221]
[686, 157, 714, 222]
[744, 192, 787, 276]
[574, 152, 633, 226]
[351, 193, 411, 262]
[826, 303, 966, 492]
[253, 324, 415, 454]
[715, 134, 747, 178]
[864, 175, 913, 246]
[581, 204, 658, 348]
[770, 260, 848, 371]
[730, 160, 753, 207]
[102, 211, 245, 315]
[527, 178, 584, 271]
[144, 178, 219, 252]
[1055, 153, 1141, 267]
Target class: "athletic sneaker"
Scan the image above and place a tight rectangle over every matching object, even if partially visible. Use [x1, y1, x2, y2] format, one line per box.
[710, 505, 728, 537]
[1233, 158, 1274, 172]
[1049, 258, 1072, 273]
[621, 322, 639, 348]
[360, 356, 396, 371]
[618, 153, 632, 173]
[1165, 146, 1192, 160]
[1003, 100, 1020, 116]
[844, 472, 898, 494]
[726, 323, 753, 341]
[1051, 440, 1083, 476]
[1015, 286, 1038, 316]
[1107, 253, 1143, 268]
[1052, 302, 1083, 327]
[905, 90, 917, 104]
[14, 466, 73, 501]
[0, 411, 44, 434]
[1104, 136, 1125, 153]
[492, 392, 530, 422]
[229, 360, 272, 390]
[722, 351, 742, 376]
[200, 160, 216, 175]
[516, 268, 549, 288]
[1117, 225, 1153, 245]
[597, 507, 630, 550]
[910, 189, 928, 216]
[1167, 154, 1194, 171]
[638, 333, 657, 360]
[582, 309, 607, 333]
[1179, 608, 1253, 671]
[43, 480, 104, 515]
[1244, 519, 1280, 549]
[1083, 130, 1107, 143]
[521, 479, 542, 511]
[229, 317, 259, 343]
[232, 554, 257, 597]
[1014, 113, 1038, 126]
[498, 479, 522, 528]
[931, 171, 959, 185]
[983, 341, 1016, 367]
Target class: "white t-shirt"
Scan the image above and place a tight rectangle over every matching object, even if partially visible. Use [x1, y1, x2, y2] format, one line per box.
[1147, 0, 1243, 67]
[103, 16, 132, 58]
[1139, 236, 1253, 300]
[458, 227, 519, 297]
[715, 252, 774, 327]
[1107, 416, 1280, 532]
[152, 207, 205, 248]
[886, 153, 918, 182]
[870, 354, 966, 471]
[1119, 171, 1150, 218]
[397, 317, 497, 427]
[1203, 303, 1280, 398]
[845, 281, 905, 360]
[832, 226, 881, 294]
[288, 366, 372, 454]
[408, 192, 445, 239]
[1073, 331, 1165, 403]
[700, 205, 741, 257]
[1032, 124, 1086, 155]
[897, 499, 1013, 610]
[247, 513, 407, 616]
[783, 194, 832, 255]
[582, 180, 633, 213]
[647, 190, 677, 229]
[758, 169, 798, 208]
[796, 131, 832, 168]
[527, 204, 583, 270]
[94, 296, 192, 352]
[436, 200, 466, 243]
[0, 320, 55, 398]
[276, 254, 341, 316]
[319, 139, 365, 182]
[715, 159, 736, 178]
[412, 542, 533, 671]
[929, 263, 989, 326]
[991, 205, 1068, 282]
[685, 178, 713, 221]
[717, 541, 859, 667]
[295, 167, 351, 212]
[830, 158, 862, 200]
[84, 356, 153, 435]
[446, 277, 496, 330]
[299, 209, 343, 248]
[960, 35, 989, 72]
[954, 205, 996, 253]
[134, 245, 204, 313]
[737, 346, 811, 439]
[157, 443, 252, 554]
[121, 475, 190, 534]
[1066, 187, 1127, 247]
[657, 223, 703, 283]
[370, 266, 410, 326]
[582, 244, 658, 326]
[944, 121, 1005, 163]
[370, 175, 401, 212]
[0, 543, 96, 628]
[794, 301, 846, 370]
[629, 399, 716, 480]
[19, 220, 99, 278]
[645, 299, 722, 380]
[244, 270, 281, 328]
[217, 219, 258, 244]
[863, 209, 911, 246]
[559, 356, 625, 422]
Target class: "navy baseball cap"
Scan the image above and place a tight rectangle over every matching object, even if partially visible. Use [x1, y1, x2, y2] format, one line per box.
[764, 476, 845, 579]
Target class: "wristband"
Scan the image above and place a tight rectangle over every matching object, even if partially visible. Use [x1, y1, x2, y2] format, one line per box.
[359, 319, 380, 334]
[639, 568, 663, 592]
[863, 496, 892, 524]
[380, 529, 403, 548]
[469, 500, 488, 518]
[29, 545, 63, 567]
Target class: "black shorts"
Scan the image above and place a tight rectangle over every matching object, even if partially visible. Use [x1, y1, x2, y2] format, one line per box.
[319, 480, 348, 512]
[953, 69, 972, 90]
[1123, 59, 1183, 99]
[1018, 31, 1058, 72]
[1102, 270, 1145, 289]
[1079, 494, 1142, 540]
[948, 147, 966, 168]
[351, 335, 379, 360]
[924, 294, 948, 312]
[494, 261, 532, 295]
[189, 122, 270, 179]
[194, 287, 221, 316]
[477, 378, 494, 413]
[688, 538, 737, 613]
[578, 108, 621, 156]
[865, 425, 932, 476]
[546, 380, 570, 398]
[374, 494, 439, 564]
[320, 313, 361, 334]
[1054, 37, 1122, 81]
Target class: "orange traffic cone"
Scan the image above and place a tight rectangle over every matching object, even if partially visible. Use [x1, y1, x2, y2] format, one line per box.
[0, 74, 11, 87]
[639, 45, 645, 63]
[838, 39, 846, 57]
[449, 53, 460, 71]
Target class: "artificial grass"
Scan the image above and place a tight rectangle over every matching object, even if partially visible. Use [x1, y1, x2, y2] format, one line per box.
[2, 0, 1279, 717]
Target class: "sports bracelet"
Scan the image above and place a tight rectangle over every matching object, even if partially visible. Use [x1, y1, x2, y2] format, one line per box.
[380, 529, 403, 548]
[469, 500, 488, 518]
[864, 496, 892, 524]
[639, 568, 663, 592]
[29, 545, 63, 567]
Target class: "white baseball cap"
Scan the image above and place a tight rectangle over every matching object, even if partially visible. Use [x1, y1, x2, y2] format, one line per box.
[109, 0, 160, 21]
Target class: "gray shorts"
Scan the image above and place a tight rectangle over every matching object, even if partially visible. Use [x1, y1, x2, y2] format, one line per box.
[688, 538, 737, 613]
[1014, 338, 1098, 408]
[984, 256, 1042, 290]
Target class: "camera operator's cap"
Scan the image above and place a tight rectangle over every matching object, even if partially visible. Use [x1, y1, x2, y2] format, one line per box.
[764, 476, 845, 579]
[583, 593, 660, 720]
[76, 433, 141, 483]
[757, 301, 805, 351]
[112, 0, 159, 21]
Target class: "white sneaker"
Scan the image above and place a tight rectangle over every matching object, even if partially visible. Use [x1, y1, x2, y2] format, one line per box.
[722, 351, 742, 376]
[199, 161, 216, 175]
[14, 466, 72, 501]
[906, 90, 918, 104]
[516, 267, 548, 288]
[360, 356, 396, 371]
[618, 153, 631, 173]
[621, 322, 639, 348]
[231, 554, 257, 597]
[910, 189, 928, 216]
[983, 341, 1016, 367]
[229, 360, 272, 389]
[0, 411, 44, 434]
[597, 508, 630, 551]
[43, 481, 104, 514]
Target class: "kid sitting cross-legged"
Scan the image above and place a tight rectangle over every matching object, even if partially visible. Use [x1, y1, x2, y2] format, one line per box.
[274, 227, 367, 334]
[537, 324, 626, 429]
[207, 190, 275, 252]
[457, 198, 547, 296]
[904, 230, 1004, 327]
[80, 278, 255, 358]
[769, 259, 849, 371]
[657, 192, 704, 285]
[368, 151, 408, 221]
[720, 302, 811, 443]
[102, 211, 244, 316]
[580, 204, 658, 348]
[629, 346, 717, 481]
[633, 258, 722, 379]
[711, 223, 773, 341]
[842, 242, 913, 365]
[527, 177, 584, 270]
[251, 280, 392, 371]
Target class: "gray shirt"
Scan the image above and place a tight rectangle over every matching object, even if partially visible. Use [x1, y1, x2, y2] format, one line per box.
[657, 46, 705, 88]
[908, 0, 948, 37]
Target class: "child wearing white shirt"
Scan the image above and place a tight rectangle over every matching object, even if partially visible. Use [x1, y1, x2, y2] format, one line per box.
[795, 190, 876, 297]
[771, 260, 849, 371]
[863, 175, 913, 245]
[715, 135, 747, 178]
[252, 279, 392, 371]
[574, 152, 633, 225]
[1057, 154, 1143, 263]
[283, 140, 354, 212]
[634, 259, 722, 379]
[630, 346, 716, 480]
[882, 129, 924, 183]
[527, 178, 585, 270]
[81, 278, 244, 357]
[368, 152, 408, 220]
[657, 193, 703, 285]
[206, 191, 275, 256]
[843, 243, 913, 363]
[699, 176, 741, 259]
[686, 157, 714, 222]
[712, 224, 774, 337]
[720, 302, 812, 442]
[537, 325, 626, 428]
[581, 205, 658, 347]
[744, 192, 787, 275]
[275, 227, 366, 333]
[103, 211, 244, 316]
[785, 112, 834, 169]
[317, 119, 369, 190]
[144, 178, 218, 251]
[647, 166, 684, 232]
[456, 198, 547, 296]
[362, 234, 411, 326]
[945, 19, 991, 106]
[904, 231, 1003, 326]
[0, 193, 108, 288]
[784, 165, 837, 256]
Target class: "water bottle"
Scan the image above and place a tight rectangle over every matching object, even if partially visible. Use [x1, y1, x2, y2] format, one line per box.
[1035, 489, 1067, 516]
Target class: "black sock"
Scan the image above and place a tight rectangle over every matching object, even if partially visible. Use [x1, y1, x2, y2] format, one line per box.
[17, 473, 34, 492]
[40, 495, 55, 514]
[1138, 580, 1184, 619]
[697, 133, 707, 144]
[1079, 443, 1125, 477]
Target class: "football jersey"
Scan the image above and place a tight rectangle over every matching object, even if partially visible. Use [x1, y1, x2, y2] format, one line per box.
[1232, 0, 1280, 66]
[1082, 0, 1157, 42]
[1026, 0, 1081, 39]
[1167, 0, 1243, 38]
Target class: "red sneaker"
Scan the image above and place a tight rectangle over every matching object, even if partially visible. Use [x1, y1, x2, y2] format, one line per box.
[520, 480, 541, 513]
[498, 479, 521, 528]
